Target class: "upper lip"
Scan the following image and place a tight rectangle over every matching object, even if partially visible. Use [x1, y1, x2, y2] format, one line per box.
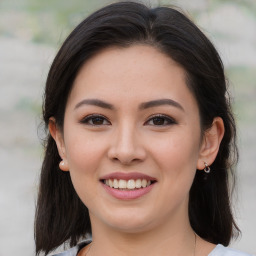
[100, 172, 157, 181]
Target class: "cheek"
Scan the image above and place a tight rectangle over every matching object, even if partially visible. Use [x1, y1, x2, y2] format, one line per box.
[149, 130, 201, 177]
[151, 133, 200, 208]
[64, 131, 106, 175]
[64, 133, 106, 205]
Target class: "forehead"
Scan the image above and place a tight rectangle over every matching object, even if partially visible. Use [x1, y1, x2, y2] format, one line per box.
[68, 45, 197, 110]
[75, 44, 184, 84]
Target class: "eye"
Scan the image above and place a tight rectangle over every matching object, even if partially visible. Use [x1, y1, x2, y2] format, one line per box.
[80, 114, 111, 126]
[145, 114, 176, 126]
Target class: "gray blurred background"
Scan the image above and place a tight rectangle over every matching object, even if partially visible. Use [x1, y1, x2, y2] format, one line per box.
[0, 0, 255, 255]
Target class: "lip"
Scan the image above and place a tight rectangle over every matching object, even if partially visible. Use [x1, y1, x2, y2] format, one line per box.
[100, 172, 157, 181]
[100, 172, 157, 200]
[102, 182, 156, 200]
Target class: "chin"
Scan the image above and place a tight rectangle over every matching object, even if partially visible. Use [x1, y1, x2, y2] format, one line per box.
[102, 210, 156, 233]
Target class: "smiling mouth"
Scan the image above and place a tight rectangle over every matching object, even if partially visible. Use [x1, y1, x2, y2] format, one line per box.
[101, 179, 156, 190]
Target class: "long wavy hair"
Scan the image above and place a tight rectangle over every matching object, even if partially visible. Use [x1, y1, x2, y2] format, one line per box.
[35, 2, 239, 255]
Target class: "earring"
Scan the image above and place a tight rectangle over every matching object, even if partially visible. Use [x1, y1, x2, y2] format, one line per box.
[59, 160, 69, 171]
[203, 162, 211, 173]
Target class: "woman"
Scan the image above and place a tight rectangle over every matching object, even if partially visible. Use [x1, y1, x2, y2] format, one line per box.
[35, 2, 253, 256]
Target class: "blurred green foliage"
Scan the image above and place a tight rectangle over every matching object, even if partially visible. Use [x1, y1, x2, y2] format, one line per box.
[0, 0, 255, 120]
[0, 0, 112, 45]
[227, 66, 256, 124]
[0, 0, 255, 45]
[15, 97, 41, 114]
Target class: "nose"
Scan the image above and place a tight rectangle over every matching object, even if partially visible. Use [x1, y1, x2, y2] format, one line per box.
[107, 123, 146, 165]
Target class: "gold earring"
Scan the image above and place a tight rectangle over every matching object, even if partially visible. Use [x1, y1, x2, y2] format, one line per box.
[203, 162, 211, 173]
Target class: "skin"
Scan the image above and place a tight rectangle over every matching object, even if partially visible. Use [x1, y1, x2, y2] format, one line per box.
[49, 45, 224, 256]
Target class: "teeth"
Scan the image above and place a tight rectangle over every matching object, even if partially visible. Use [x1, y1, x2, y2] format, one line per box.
[119, 179, 126, 189]
[135, 179, 141, 188]
[127, 179, 136, 189]
[141, 179, 147, 188]
[104, 179, 152, 190]
[113, 179, 119, 189]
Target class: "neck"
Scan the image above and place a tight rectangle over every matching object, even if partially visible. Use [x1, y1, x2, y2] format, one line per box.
[88, 213, 196, 256]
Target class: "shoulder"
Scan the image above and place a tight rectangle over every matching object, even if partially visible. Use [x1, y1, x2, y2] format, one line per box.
[209, 244, 254, 256]
[49, 241, 90, 256]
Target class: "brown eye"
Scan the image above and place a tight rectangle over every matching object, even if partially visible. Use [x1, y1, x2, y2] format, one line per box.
[152, 117, 165, 125]
[146, 115, 176, 126]
[81, 115, 110, 126]
[91, 117, 105, 125]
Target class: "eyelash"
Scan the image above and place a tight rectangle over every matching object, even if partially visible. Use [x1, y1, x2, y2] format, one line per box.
[80, 114, 176, 126]
[80, 114, 110, 126]
[145, 114, 176, 126]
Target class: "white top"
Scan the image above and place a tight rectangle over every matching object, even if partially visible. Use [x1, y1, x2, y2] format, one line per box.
[51, 242, 254, 256]
[209, 244, 254, 256]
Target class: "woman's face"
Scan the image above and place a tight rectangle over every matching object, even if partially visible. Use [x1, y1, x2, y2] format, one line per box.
[55, 45, 208, 233]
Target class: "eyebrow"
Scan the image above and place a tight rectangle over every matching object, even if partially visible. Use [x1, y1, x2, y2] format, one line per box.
[139, 98, 184, 111]
[74, 98, 184, 111]
[74, 99, 114, 110]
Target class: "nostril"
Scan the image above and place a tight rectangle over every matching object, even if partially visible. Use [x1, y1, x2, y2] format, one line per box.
[107, 141, 146, 165]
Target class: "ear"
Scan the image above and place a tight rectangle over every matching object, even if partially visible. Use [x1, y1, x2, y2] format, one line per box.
[197, 117, 225, 170]
[48, 117, 69, 171]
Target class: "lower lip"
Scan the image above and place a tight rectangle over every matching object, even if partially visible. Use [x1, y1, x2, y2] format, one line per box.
[102, 183, 155, 200]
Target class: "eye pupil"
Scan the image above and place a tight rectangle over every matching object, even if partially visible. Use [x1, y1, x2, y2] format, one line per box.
[152, 117, 165, 125]
[92, 117, 104, 125]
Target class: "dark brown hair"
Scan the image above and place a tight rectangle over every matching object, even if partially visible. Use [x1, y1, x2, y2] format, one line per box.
[35, 2, 239, 255]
